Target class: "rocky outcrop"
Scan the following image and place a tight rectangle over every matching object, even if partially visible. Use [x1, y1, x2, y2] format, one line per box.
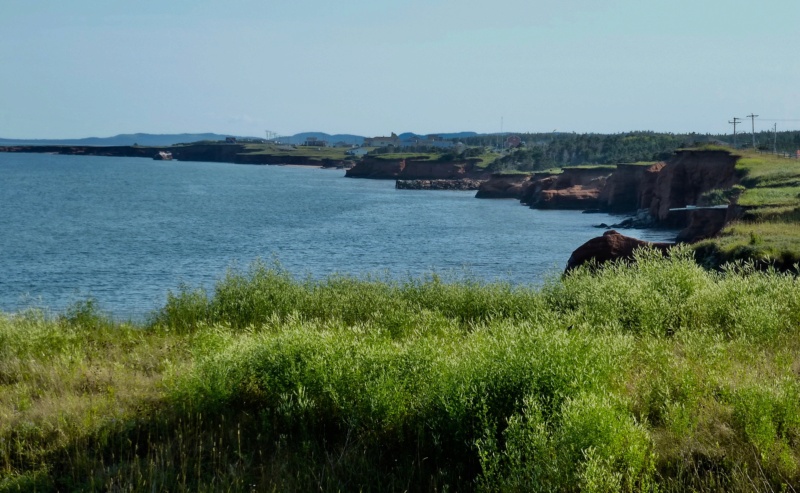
[396, 179, 485, 190]
[475, 173, 533, 199]
[521, 168, 612, 209]
[565, 230, 674, 273]
[345, 157, 477, 180]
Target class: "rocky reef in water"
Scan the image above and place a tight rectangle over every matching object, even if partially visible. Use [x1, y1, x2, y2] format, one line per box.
[396, 178, 485, 190]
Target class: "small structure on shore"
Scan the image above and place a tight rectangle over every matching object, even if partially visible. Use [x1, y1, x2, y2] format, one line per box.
[153, 151, 173, 161]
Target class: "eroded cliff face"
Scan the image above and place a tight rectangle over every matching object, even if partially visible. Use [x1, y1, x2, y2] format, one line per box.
[345, 158, 474, 180]
[674, 205, 744, 243]
[475, 173, 533, 199]
[597, 164, 654, 212]
[648, 150, 739, 224]
[520, 168, 612, 209]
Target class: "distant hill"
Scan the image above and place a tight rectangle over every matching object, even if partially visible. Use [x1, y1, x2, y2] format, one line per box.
[398, 131, 478, 141]
[281, 131, 477, 145]
[0, 133, 257, 147]
[0, 130, 482, 147]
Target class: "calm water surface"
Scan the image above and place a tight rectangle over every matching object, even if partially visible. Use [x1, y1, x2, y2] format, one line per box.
[0, 153, 677, 317]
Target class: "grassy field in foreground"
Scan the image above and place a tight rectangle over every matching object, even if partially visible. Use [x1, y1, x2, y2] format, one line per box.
[2, 253, 800, 491]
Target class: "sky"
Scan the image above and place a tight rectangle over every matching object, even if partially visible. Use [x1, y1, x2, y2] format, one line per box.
[2, 0, 799, 139]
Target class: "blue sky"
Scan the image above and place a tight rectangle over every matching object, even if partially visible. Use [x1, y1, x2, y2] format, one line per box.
[2, 0, 798, 138]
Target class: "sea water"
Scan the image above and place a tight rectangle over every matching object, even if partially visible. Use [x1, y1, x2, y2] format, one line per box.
[0, 153, 677, 318]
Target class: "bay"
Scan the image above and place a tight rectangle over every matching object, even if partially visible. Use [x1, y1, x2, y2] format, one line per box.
[0, 153, 677, 318]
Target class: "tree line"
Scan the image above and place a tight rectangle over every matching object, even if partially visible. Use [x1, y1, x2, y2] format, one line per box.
[460, 131, 800, 172]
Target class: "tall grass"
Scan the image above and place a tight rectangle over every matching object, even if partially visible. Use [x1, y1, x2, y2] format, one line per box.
[3, 252, 800, 491]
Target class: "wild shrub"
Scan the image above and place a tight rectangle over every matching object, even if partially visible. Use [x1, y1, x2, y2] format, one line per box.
[727, 381, 800, 479]
[544, 247, 711, 336]
[155, 285, 210, 333]
[477, 393, 655, 492]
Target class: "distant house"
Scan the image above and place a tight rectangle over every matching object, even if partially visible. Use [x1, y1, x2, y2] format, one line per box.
[225, 137, 237, 144]
[303, 137, 327, 147]
[399, 134, 457, 149]
[364, 132, 401, 147]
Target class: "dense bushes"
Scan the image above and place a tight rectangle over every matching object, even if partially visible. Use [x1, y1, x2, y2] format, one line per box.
[3, 251, 800, 491]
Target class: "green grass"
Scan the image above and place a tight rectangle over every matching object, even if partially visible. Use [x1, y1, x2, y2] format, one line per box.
[564, 164, 619, 170]
[471, 151, 503, 169]
[241, 143, 350, 160]
[735, 152, 800, 210]
[694, 221, 800, 268]
[694, 150, 800, 267]
[3, 254, 800, 491]
[738, 186, 800, 207]
[736, 153, 800, 189]
[370, 152, 439, 161]
[495, 170, 535, 176]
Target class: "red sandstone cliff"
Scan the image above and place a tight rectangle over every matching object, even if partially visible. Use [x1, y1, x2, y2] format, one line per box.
[481, 150, 741, 239]
[520, 168, 612, 209]
[475, 173, 533, 199]
[597, 164, 656, 212]
[648, 150, 739, 224]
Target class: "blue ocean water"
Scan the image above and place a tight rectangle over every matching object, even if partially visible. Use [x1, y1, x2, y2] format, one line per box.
[0, 153, 677, 318]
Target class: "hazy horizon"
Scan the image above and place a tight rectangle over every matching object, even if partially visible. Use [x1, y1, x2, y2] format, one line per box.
[3, 0, 799, 139]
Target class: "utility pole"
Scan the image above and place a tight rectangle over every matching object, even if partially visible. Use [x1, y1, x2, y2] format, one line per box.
[746, 113, 759, 149]
[729, 117, 742, 148]
[773, 123, 778, 154]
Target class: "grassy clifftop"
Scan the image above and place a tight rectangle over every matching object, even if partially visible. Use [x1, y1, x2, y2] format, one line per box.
[694, 149, 800, 268]
[3, 256, 800, 491]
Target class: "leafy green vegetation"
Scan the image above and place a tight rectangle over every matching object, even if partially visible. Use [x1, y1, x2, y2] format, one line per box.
[699, 185, 746, 206]
[470, 150, 503, 169]
[3, 254, 800, 491]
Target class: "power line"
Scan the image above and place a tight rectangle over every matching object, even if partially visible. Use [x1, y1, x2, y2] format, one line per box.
[746, 113, 758, 148]
[728, 117, 742, 148]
